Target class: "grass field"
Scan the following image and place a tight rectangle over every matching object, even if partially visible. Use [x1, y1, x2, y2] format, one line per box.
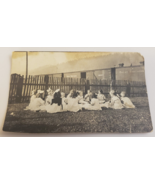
[3, 97, 153, 133]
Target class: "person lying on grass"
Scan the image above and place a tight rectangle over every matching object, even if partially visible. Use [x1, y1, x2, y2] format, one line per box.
[120, 91, 135, 108]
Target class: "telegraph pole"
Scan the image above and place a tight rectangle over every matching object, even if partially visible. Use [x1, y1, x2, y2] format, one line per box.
[26, 51, 28, 77]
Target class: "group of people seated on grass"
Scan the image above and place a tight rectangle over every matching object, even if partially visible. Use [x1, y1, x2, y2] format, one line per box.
[25, 88, 135, 113]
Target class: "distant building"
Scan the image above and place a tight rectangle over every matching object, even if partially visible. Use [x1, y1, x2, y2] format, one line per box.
[35, 63, 145, 82]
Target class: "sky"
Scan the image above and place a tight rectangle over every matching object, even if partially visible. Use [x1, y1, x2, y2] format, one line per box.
[11, 52, 144, 75]
[11, 52, 111, 74]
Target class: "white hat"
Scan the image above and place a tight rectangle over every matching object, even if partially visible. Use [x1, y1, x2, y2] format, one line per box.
[37, 90, 44, 94]
[47, 88, 52, 93]
[54, 89, 60, 93]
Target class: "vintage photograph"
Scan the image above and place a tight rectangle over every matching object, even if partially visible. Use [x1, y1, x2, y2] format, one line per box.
[3, 51, 153, 133]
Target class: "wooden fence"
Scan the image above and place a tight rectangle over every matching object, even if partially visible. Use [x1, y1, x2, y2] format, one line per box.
[89, 79, 147, 97]
[9, 74, 87, 103]
[8, 74, 147, 104]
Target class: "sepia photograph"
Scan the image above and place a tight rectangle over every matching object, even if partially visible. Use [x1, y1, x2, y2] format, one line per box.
[3, 51, 153, 133]
[1, 2, 155, 185]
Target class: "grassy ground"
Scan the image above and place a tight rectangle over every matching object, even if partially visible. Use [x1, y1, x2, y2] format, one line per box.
[3, 97, 153, 133]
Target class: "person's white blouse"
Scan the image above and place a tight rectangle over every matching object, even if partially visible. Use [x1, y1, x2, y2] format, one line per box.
[45, 95, 53, 104]
[83, 98, 102, 110]
[67, 98, 82, 112]
[26, 98, 44, 111]
[90, 98, 102, 110]
[30, 95, 36, 103]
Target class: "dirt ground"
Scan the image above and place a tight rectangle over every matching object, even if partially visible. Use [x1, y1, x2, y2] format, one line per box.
[3, 97, 153, 133]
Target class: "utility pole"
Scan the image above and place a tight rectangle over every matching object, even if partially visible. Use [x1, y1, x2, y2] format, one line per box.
[110, 67, 116, 90]
[26, 51, 28, 77]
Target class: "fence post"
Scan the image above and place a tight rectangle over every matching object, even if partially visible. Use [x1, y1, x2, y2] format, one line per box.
[85, 79, 90, 94]
[61, 73, 64, 83]
[110, 67, 116, 90]
[16, 75, 23, 103]
[110, 80, 115, 91]
[111, 68, 116, 80]
[9, 74, 16, 103]
[45, 75, 49, 90]
[126, 82, 131, 97]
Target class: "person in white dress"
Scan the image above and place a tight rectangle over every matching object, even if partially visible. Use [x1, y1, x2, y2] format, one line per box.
[25, 89, 39, 110]
[107, 90, 124, 109]
[46, 89, 63, 113]
[84, 90, 93, 103]
[83, 93, 102, 111]
[96, 90, 106, 104]
[67, 90, 82, 112]
[77, 91, 89, 105]
[120, 91, 135, 108]
[67, 89, 74, 98]
[45, 88, 54, 105]
[30, 89, 37, 103]
[94, 90, 108, 109]
[25, 91, 45, 111]
[61, 92, 68, 112]
[39, 88, 54, 111]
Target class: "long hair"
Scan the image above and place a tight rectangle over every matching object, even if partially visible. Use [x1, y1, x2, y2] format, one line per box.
[76, 91, 80, 96]
[54, 92, 58, 99]
[57, 91, 61, 98]
[41, 90, 47, 100]
[92, 93, 97, 99]
[36, 93, 41, 98]
[71, 90, 77, 98]
[110, 90, 117, 96]
[31, 89, 37, 96]
[100, 89, 103, 94]
[54, 91, 61, 99]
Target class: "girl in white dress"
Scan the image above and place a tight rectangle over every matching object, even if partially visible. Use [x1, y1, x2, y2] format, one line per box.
[61, 92, 68, 112]
[25, 89, 38, 110]
[120, 91, 135, 108]
[67, 90, 82, 112]
[83, 93, 102, 111]
[39, 88, 54, 111]
[84, 90, 93, 103]
[77, 91, 89, 105]
[45, 88, 54, 105]
[30, 89, 37, 102]
[108, 90, 124, 109]
[67, 89, 74, 98]
[46, 89, 63, 113]
[25, 91, 45, 111]
[96, 90, 106, 104]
